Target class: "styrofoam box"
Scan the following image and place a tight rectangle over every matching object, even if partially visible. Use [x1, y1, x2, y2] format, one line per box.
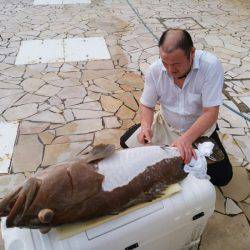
[1, 174, 215, 250]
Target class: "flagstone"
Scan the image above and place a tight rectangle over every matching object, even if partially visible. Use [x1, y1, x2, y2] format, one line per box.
[12, 134, 43, 172]
[104, 116, 121, 128]
[0, 82, 21, 89]
[39, 130, 55, 144]
[113, 92, 138, 111]
[199, 213, 250, 250]
[53, 133, 94, 144]
[48, 96, 62, 106]
[218, 133, 245, 159]
[120, 84, 135, 91]
[116, 105, 135, 119]
[19, 121, 49, 134]
[38, 103, 51, 112]
[234, 135, 250, 162]
[36, 84, 61, 97]
[0, 174, 25, 198]
[0, 89, 23, 99]
[85, 60, 114, 70]
[58, 71, 82, 80]
[245, 163, 250, 171]
[3, 103, 38, 121]
[56, 119, 103, 135]
[72, 109, 112, 119]
[121, 119, 135, 130]
[239, 96, 250, 107]
[49, 106, 63, 114]
[0, 63, 12, 71]
[204, 35, 224, 47]
[84, 93, 101, 102]
[94, 129, 125, 149]
[221, 166, 250, 202]
[215, 187, 226, 213]
[87, 85, 110, 94]
[2, 67, 25, 78]
[219, 127, 245, 135]
[225, 198, 242, 215]
[217, 119, 230, 128]
[82, 69, 122, 81]
[224, 43, 248, 53]
[64, 98, 83, 107]
[117, 72, 144, 89]
[21, 78, 45, 93]
[71, 101, 102, 110]
[15, 93, 49, 105]
[42, 141, 91, 166]
[100, 95, 122, 113]
[243, 196, 250, 204]
[63, 109, 74, 122]
[228, 154, 244, 167]
[60, 63, 78, 72]
[238, 202, 250, 220]
[133, 112, 141, 123]
[0, 93, 24, 110]
[27, 110, 65, 123]
[57, 86, 87, 99]
[94, 78, 121, 92]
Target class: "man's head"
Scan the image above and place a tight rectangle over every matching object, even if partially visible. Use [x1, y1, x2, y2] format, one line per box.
[159, 29, 195, 79]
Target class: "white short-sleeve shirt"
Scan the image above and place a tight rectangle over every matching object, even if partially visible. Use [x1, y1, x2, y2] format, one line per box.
[140, 50, 224, 133]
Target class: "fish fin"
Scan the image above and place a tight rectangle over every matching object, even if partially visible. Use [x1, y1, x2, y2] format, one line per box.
[193, 136, 225, 163]
[85, 144, 116, 163]
[21, 178, 40, 218]
[0, 187, 22, 217]
[118, 182, 168, 212]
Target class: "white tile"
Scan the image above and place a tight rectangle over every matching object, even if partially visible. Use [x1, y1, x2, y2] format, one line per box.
[0, 122, 19, 173]
[15, 38, 110, 65]
[63, 0, 91, 3]
[64, 37, 111, 62]
[34, 0, 90, 5]
[15, 39, 64, 65]
[34, 0, 62, 5]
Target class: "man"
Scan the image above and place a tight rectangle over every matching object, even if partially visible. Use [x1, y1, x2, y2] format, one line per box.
[120, 29, 232, 186]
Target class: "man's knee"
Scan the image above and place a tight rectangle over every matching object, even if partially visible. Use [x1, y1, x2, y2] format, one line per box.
[207, 160, 233, 186]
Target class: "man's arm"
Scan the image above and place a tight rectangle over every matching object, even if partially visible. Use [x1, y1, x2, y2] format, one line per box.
[183, 106, 219, 143]
[137, 104, 154, 144]
[171, 106, 219, 164]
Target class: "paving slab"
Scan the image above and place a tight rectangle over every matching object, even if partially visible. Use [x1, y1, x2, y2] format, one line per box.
[0, 122, 19, 173]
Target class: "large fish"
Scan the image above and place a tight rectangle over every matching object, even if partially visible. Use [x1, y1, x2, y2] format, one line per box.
[0, 140, 222, 234]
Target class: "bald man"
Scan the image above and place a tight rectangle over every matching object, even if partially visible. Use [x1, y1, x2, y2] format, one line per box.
[120, 29, 232, 186]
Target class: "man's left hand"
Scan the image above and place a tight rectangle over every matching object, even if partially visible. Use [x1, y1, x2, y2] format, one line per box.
[170, 136, 197, 164]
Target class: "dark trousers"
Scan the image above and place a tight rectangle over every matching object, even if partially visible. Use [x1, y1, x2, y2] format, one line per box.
[120, 124, 233, 187]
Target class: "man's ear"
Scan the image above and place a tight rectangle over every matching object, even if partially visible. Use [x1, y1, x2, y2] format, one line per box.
[190, 47, 195, 60]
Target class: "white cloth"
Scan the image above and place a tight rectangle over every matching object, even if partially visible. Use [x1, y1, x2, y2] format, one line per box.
[140, 50, 224, 133]
[125, 111, 215, 148]
[183, 141, 214, 180]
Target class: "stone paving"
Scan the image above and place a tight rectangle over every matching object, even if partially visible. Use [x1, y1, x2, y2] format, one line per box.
[0, 0, 249, 249]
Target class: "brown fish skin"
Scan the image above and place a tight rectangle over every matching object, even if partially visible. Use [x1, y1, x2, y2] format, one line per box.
[79, 156, 186, 221]
[1, 148, 187, 230]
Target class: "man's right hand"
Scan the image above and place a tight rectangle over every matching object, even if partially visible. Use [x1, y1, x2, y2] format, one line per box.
[137, 127, 153, 144]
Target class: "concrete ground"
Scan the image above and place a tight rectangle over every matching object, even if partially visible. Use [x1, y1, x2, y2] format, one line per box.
[0, 0, 249, 249]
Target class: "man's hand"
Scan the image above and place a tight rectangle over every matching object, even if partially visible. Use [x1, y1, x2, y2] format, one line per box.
[171, 136, 197, 164]
[137, 127, 153, 144]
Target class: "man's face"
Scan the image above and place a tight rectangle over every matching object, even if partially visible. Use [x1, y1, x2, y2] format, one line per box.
[160, 47, 195, 79]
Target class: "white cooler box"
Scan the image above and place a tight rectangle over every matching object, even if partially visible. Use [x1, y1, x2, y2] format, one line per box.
[1, 174, 215, 250]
